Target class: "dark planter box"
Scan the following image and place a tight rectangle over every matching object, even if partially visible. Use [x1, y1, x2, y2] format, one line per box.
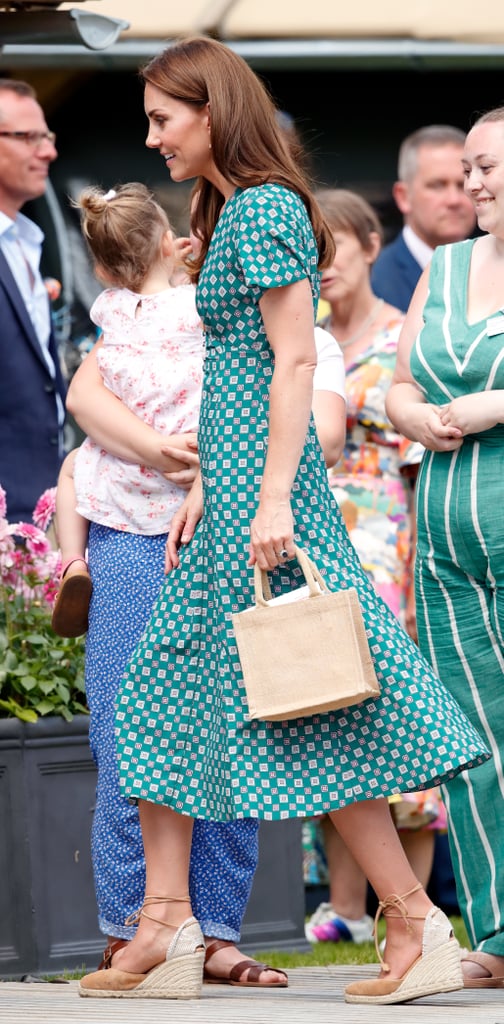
[241, 817, 307, 954]
[0, 715, 307, 979]
[0, 715, 102, 979]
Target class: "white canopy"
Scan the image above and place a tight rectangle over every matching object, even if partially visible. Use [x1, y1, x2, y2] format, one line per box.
[59, 0, 504, 45]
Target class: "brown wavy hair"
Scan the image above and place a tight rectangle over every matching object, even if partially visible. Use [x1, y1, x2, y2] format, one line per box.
[140, 35, 334, 281]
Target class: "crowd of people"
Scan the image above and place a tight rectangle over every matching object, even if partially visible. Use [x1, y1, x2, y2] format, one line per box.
[2, 34, 504, 1005]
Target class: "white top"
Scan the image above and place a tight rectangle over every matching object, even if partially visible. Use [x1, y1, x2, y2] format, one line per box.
[313, 325, 346, 400]
[74, 283, 204, 534]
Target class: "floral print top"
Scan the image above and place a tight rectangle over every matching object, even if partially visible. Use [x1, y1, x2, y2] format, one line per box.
[74, 283, 204, 534]
[320, 313, 419, 621]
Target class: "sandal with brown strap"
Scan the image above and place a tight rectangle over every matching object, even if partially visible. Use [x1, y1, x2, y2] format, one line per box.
[51, 556, 92, 638]
[462, 951, 504, 988]
[98, 938, 129, 970]
[203, 939, 288, 987]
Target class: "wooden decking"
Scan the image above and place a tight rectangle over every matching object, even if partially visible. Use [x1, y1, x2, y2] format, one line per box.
[1, 965, 502, 1024]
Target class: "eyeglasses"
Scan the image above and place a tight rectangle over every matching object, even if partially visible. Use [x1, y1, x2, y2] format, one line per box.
[0, 130, 56, 148]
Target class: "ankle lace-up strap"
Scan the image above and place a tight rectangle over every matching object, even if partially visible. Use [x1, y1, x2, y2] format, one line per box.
[374, 882, 424, 973]
[124, 895, 191, 928]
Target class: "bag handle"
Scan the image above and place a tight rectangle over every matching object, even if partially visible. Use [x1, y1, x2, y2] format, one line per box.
[254, 544, 330, 607]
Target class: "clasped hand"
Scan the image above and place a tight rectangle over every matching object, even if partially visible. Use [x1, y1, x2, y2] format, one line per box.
[410, 403, 463, 451]
[438, 392, 504, 435]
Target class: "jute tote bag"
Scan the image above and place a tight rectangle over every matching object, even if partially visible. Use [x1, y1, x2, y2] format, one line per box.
[232, 545, 380, 721]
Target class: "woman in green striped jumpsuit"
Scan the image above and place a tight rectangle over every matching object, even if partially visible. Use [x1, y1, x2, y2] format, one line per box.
[386, 106, 504, 988]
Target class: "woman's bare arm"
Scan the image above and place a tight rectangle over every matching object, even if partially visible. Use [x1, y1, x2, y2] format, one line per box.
[385, 268, 463, 452]
[249, 278, 317, 569]
[67, 342, 198, 476]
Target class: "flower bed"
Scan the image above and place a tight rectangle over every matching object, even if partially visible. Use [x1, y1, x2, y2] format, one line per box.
[0, 486, 87, 721]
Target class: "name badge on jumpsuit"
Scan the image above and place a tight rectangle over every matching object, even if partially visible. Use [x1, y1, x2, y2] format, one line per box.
[487, 314, 504, 336]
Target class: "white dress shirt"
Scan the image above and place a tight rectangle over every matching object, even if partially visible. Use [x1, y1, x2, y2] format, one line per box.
[402, 224, 434, 271]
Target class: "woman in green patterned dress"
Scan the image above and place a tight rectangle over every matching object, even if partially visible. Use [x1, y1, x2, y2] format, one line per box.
[387, 107, 504, 989]
[78, 36, 489, 1005]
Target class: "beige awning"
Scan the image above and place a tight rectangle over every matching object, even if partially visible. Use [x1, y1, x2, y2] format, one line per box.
[59, 0, 504, 45]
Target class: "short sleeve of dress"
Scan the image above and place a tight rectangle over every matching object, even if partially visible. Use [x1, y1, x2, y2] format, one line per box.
[234, 184, 318, 292]
[89, 289, 110, 330]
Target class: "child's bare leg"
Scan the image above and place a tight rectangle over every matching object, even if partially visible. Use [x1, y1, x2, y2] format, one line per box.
[54, 449, 89, 570]
[51, 449, 92, 637]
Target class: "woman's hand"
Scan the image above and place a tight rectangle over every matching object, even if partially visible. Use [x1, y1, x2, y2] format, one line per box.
[248, 497, 295, 570]
[165, 472, 203, 572]
[404, 402, 464, 452]
[439, 392, 504, 435]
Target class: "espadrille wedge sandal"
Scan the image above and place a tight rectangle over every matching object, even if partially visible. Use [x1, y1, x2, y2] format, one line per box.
[345, 883, 463, 1004]
[79, 897, 205, 999]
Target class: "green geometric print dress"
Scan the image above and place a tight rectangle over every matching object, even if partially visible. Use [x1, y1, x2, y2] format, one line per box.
[411, 239, 504, 957]
[115, 186, 488, 822]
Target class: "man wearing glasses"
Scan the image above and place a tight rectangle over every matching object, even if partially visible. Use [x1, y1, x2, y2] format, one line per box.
[0, 78, 66, 523]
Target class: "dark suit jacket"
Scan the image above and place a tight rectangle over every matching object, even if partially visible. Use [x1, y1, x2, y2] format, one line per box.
[370, 233, 422, 314]
[0, 248, 67, 523]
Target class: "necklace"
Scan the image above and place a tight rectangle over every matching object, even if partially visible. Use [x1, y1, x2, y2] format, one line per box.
[332, 298, 384, 349]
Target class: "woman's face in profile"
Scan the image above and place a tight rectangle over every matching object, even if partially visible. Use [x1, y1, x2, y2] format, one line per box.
[144, 84, 211, 184]
[462, 120, 504, 235]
